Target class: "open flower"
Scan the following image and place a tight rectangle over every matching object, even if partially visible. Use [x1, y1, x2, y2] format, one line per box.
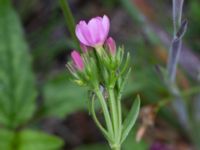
[71, 50, 84, 71]
[75, 15, 110, 48]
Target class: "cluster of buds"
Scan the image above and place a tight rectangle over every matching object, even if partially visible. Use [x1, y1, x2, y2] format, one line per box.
[67, 15, 122, 88]
[67, 15, 140, 150]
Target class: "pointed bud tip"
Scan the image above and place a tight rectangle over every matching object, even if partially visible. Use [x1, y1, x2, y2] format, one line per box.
[71, 50, 84, 71]
[105, 37, 116, 55]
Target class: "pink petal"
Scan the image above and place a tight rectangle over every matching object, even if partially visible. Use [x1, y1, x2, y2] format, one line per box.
[76, 21, 93, 46]
[88, 17, 102, 44]
[102, 15, 110, 41]
[75, 21, 89, 45]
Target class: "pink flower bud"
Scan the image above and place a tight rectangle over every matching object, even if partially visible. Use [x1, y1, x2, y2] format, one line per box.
[71, 50, 84, 71]
[75, 15, 110, 48]
[105, 37, 116, 55]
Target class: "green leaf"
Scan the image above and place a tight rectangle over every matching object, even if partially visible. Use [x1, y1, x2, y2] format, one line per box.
[43, 72, 88, 118]
[0, 129, 63, 150]
[121, 96, 140, 143]
[0, 1, 36, 128]
[19, 130, 63, 150]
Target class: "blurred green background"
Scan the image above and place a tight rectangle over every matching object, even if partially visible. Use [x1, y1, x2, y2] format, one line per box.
[0, 0, 200, 149]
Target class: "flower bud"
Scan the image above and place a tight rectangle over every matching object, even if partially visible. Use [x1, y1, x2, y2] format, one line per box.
[71, 50, 84, 71]
[105, 37, 116, 55]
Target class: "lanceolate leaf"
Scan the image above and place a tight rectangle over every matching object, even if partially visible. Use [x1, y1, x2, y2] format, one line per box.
[0, 1, 36, 128]
[121, 96, 140, 143]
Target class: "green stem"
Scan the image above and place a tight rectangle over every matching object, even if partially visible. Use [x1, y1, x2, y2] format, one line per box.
[59, 0, 80, 49]
[91, 95, 111, 141]
[108, 88, 119, 141]
[95, 87, 114, 138]
[116, 79, 123, 143]
[111, 145, 121, 150]
[117, 97, 122, 141]
[113, 148, 120, 150]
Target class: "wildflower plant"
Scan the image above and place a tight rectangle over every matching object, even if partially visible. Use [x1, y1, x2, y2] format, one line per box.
[67, 15, 140, 150]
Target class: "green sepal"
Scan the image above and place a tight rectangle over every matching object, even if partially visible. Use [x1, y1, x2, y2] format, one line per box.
[116, 47, 124, 66]
[119, 52, 130, 76]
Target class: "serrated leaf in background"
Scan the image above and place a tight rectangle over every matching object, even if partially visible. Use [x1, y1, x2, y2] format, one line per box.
[0, 0, 36, 128]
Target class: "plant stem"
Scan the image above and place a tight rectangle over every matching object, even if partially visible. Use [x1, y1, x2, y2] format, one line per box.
[111, 145, 121, 150]
[108, 87, 122, 149]
[117, 97, 122, 140]
[95, 87, 114, 138]
[113, 148, 120, 150]
[91, 95, 111, 141]
[108, 88, 119, 140]
[59, 0, 80, 49]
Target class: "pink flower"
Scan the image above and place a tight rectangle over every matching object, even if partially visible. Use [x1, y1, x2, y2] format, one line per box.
[71, 50, 84, 71]
[105, 37, 116, 55]
[75, 15, 110, 48]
